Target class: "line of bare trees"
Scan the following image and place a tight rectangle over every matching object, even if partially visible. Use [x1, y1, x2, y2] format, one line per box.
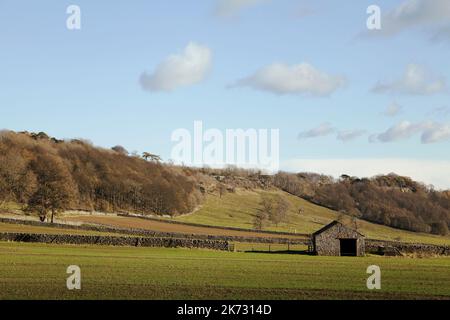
[273, 172, 450, 236]
[0, 131, 203, 222]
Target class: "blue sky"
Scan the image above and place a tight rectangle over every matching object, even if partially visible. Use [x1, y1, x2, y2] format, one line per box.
[1, 0, 450, 188]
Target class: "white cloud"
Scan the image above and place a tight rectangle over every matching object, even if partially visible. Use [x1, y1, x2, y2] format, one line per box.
[383, 102, 402, 117]
[140, 42, 212, 92]
[422, 122, 450, 143]
[371, 120, 450, 144]
[372, 64, 446, 95]
[337, 130, 366, 142]
[298, 123, 335, 139]
[232, 63, 346, 96]
[215, 0, 269, 17]
[299, 124, 366, 142]
[373, 0, 450, 37]
[292, 4, 315, 19]
[374, 121, 422, 142]
[282, 158, 450, 189]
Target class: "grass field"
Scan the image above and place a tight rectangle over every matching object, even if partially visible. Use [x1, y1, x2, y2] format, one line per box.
[0, 241, 449, 300]
[174, 190, 450, 246]
[232, 242, 308, 252]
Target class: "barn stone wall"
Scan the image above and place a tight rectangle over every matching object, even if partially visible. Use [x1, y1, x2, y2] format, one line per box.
[314, 223, 365, 256]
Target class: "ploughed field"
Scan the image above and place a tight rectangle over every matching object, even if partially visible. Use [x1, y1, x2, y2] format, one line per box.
[0, 241, 449, 300]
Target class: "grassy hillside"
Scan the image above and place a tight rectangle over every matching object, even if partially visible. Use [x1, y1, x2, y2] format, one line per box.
[62, 215, 307, 240]
[175, 189, 450, 246]
[1, 242, 449, 300]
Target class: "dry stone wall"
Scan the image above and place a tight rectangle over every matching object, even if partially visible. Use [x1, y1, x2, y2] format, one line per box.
[0, 232, 232, 251]
[0, 217, 308, 245]
[366, 239, 450, 256]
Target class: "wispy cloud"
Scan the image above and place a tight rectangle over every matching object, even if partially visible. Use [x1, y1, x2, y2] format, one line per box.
[427, 106, 450, 117]
[140, 42, 212, 92]
[422, 122, 450, 143]
[337, 130, 367, 142]
[371, 120, 450, 144]
[430, 25, 450, 43]
[372, 64, 446, 96]
[372, 121, 423, 142]
[365, 0, 450, 39]
[291, 3, 315, 20]
[298, 123, 335, 139]
[215, 0, 270, 18]
[231, 63, 346, 96]
[382, 102, 403, 117]
[298, 123, 366, 142]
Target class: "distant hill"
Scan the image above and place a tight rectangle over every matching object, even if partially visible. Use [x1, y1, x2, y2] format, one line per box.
[273, 172, 450, 236]
[0, 130, 449, 237]
[0, 130, 205, 219]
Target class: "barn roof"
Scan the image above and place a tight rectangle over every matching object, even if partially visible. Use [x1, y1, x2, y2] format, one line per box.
[312, 220, 365, 237]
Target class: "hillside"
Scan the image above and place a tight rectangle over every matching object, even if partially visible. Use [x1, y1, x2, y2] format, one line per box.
[174, 189, 450, 246]
[1, 130, 449, 240]
[0, 130, 205, 218]
[273, 172, 450, 236]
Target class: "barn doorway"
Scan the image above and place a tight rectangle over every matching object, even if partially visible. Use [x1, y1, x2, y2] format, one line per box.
[340, 239, 357, 256]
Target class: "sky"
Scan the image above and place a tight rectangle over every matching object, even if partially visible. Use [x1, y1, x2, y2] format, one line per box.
[1, 0, 450, 188]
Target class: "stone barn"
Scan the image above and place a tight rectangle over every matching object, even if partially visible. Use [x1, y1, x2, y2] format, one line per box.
[312, 221, 365, 256]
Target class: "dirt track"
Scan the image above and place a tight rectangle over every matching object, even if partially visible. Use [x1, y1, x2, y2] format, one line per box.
[63, 215, 308, 240]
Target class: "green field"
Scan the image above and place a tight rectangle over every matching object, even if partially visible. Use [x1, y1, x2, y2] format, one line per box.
[232, 242, 308, 252]
[175, 190, 450, 246]
[1, 241, 449, 300]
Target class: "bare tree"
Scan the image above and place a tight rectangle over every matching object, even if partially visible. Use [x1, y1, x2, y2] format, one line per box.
[269, 196, 290, 226]
[26, 155, 77, 223]
[253, 211, 268, 231]
[218, 183, 226, 198]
